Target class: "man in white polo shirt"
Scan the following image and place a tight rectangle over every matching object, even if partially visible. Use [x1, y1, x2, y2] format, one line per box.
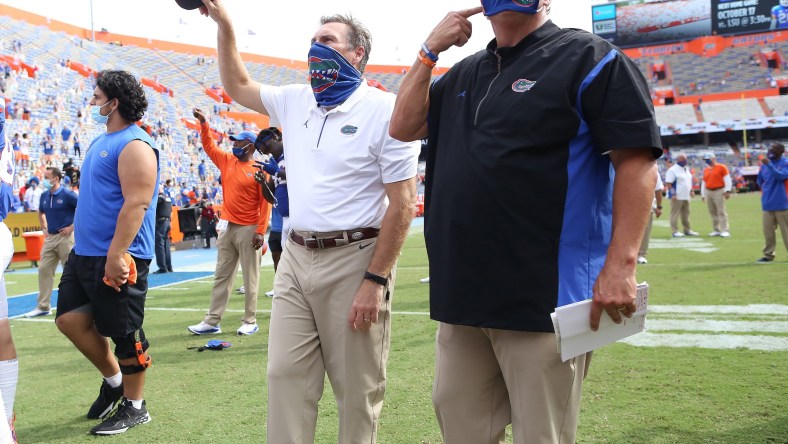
[195, 1, 419, 442]
[664, 153, 699, 237]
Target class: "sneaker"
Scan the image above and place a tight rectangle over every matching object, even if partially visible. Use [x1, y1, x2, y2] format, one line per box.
[720, 231, 731, 238]
[672, 232, 685, 238]
[637, 256, 648, 264]
[756, 257, 774, 263]
[87, 380, 124, 419]
[237, 322, 259, 336]
[24, 308, 52, 317]
[152, 269, 167, 274]
[187, 322, 221, 335]
[90, 398, 151, 435]
[265, 289, 275, 297]
[237, 286, 245, 294]
[709, 231, 721, 237]
[419, 277, 430, 284]
[685, 230, 700, 236]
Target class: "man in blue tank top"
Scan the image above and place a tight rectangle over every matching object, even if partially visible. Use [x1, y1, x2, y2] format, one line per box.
[55, 70, 160, 436]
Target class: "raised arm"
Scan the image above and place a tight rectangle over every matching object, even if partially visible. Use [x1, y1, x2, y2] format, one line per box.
[199, 0, 267, 115]
[389, 7, 482, 142]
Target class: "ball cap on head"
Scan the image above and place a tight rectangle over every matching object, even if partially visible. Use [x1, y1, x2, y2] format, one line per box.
[229, 131, 257, 145]
[703, 152, 715, 160]
[175, 0, 204, 10]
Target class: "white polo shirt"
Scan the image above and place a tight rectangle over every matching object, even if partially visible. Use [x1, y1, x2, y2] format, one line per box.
[259, 82, 419, 232]
[665, 163, 693, 200]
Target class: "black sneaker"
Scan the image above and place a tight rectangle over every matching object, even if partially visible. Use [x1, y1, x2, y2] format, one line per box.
[87, 380, 124, 419]
[756, 257, 774, 263]
[90, 398, 151, 435]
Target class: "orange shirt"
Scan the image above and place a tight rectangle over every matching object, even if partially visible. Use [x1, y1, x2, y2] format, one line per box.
[703, 163, 729, 190]
[200, 122, 269, 234]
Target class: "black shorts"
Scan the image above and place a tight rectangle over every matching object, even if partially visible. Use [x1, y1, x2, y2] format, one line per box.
[56, 251, 151, 337]
[268, 230, 282, 252]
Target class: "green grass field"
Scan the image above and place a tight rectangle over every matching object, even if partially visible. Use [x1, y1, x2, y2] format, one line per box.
[5, 192, 788, 443]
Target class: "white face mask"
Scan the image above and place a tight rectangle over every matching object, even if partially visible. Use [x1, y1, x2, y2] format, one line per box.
[91, 101, 114, 125]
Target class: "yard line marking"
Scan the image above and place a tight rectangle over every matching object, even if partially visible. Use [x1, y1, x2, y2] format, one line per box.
[650, 304, 788, 315]
[621, 332, 788, 351]
[14, 318, 54, 323]
[647, 319, 788, 333]
[149, 287, 193, 291]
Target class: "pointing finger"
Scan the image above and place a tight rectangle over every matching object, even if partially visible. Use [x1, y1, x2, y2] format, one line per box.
[458, 6, 484, 18]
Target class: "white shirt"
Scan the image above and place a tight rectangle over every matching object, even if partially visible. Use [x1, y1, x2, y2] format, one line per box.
[24, 186, 42, 211]
[652, 174, 664, 209]
[259, 82, 419, 232]
[664, 163, 693, 200]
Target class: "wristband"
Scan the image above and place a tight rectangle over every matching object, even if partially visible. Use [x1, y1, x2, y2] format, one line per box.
[364, 271, 388, 287]
[417, 50, 437, 69]
[656, 206, 662, 209]
[421, 43, 439, 62]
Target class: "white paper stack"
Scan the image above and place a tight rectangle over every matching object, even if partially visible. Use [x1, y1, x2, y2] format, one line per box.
[550, 283, 649, 362]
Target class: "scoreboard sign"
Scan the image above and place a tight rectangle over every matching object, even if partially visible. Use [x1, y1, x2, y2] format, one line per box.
[592, 0, 786, 48]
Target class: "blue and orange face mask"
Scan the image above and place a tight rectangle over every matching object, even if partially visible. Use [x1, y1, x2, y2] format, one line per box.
[481, 0, 544, 16]
[308, 42, 363, 107]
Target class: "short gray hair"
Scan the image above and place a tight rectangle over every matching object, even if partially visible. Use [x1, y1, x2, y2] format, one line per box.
[320, 14, 372, 73]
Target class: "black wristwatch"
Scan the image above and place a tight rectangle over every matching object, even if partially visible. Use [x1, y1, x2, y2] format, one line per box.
[364, 271, 388, 287]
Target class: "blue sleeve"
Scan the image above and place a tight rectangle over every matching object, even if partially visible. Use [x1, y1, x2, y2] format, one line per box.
[767, 162, 788, 181]
[39, 192, 46, 213]
[68, 190, 79, 208]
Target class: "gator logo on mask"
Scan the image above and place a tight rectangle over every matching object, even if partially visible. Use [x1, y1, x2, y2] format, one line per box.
[514, 0, 537, 6]
[309, 56, 340, 93]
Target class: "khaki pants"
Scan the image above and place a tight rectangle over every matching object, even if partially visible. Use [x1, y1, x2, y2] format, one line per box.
[37, 233, 74, 311]
[266, 233, 393, 444]
[669, 199, 692, 233]
[706, 188, 729, 232]
[432, 324, 589, 444]
[639, 210, 654, 256]
[762, 210, 788, 259]
[203, 223, 260, 326]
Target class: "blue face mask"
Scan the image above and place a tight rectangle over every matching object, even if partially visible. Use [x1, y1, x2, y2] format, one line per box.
[91, 101, 113, 125]
[705, 159, 713, 166]
[482, 0, 543, 16]
[43, 180, 52, 190]
[677, 161, 687, 167]
[767, 151, 778, 160]
[232, 143, 251, 160]
[308, 42, 363, 107]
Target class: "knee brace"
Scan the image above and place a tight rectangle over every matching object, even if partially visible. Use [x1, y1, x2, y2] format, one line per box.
[112, 329, 151, 375]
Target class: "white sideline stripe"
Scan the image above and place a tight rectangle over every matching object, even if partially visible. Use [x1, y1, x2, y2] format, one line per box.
[648, 319, 788, 333]
[149, 287, 193, 291]
[144, 307, 432, 316]
[622, 332, 788, 351]
[14, 318, 54, 323]
[650, 304, 788, 315]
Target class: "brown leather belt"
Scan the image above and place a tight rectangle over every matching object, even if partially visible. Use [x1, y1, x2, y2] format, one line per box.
[289, 227, 379, 249]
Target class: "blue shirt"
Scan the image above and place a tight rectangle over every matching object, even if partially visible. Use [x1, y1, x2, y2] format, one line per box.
[273, 155, 289, 217]
[198, 163, 206, 176]
[74, 125, 160, 259]
[61, 128, 72, 141]
[757, 157, 788, 212]
[270, 205, 283, 232]
[180, 187, 190, 206]
[39, 187, 78, 234]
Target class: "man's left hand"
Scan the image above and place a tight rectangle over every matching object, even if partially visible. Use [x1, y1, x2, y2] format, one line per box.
[724, 191, 731, 200]
[655, 208, 662, 218]
[58, 225, 74, 236]
[104, 253, 130, 293]
[348, 279, 384, 332]
[589, 263, 637, 331]
[251, 233, 264, 250]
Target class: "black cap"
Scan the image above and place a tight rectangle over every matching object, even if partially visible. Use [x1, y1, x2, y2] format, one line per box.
[175, 0, 203, 10]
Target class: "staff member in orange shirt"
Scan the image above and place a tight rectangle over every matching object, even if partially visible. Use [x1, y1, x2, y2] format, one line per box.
[187, 109, 269, 336]
[701, 152, 732, 238]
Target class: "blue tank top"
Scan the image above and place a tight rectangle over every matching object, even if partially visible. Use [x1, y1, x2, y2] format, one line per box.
[0, 103, 13, 222]
[74, 125, 160, 259]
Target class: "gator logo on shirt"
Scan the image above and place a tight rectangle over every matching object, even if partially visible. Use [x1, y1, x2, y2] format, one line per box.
[340, 125, 358, 135]
[309, 56, 340, 93]
[100, 150, 109, 158]
[511, 79, 536, 92]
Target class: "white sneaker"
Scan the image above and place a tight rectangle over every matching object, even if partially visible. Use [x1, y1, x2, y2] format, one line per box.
[24, 308, 52, 318]
[236, 286, 245, 294]
[709, 231, 721, 237]
[237, 323, 259, 336]
[187, 322, 221, 335]
[265, 289, 274, 297]
[720, 231, 731, 238]
[419, 277, 430, 283]
[637, 256, 648, 264]
[685, 230, 700, 236]
[672, 232, 685, 238]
